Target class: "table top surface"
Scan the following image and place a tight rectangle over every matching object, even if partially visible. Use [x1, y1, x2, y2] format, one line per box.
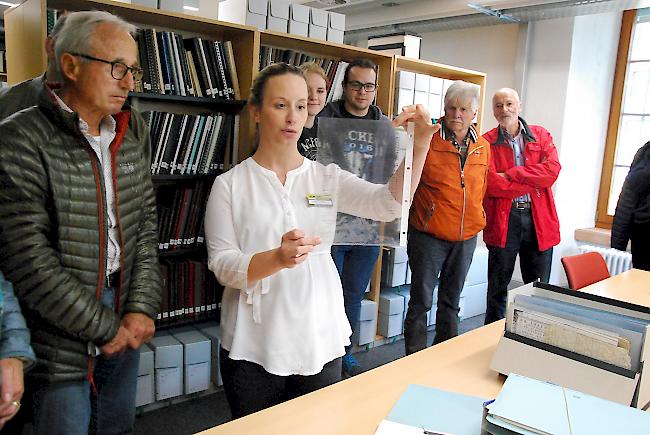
[200, 269, 650, 435]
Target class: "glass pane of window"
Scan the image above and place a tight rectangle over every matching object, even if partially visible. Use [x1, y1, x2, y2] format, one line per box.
[607, 166, 631, 216]
[630, 21, 650, 61]
[615, 115, 650, 166]
[622, 61, 650, 113]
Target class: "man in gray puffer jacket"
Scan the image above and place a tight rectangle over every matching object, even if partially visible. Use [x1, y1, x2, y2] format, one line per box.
[0, 11, 161, 435]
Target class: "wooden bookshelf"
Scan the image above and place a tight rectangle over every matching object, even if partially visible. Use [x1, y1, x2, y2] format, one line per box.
[395, 55, 487, 132]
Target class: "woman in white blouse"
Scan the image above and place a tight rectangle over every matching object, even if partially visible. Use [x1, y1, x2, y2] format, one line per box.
[204, 62, 439, 418]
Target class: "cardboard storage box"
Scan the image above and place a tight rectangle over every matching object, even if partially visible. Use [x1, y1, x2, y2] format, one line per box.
[288, 3, 309, 37]
[172, 329, 211, 394]
[352, 299, 377, 346]
[247, 0, 268, 30]
[267, 0, 289, 32]
[381, 246, 408, 288]
[149, 334, 183, 401]
[461, 282, 488, 319]
[327, 11, 345, 43]
[158, 0, 183, 13]
[197, 323, 223, 386]
[378, 290, 404, 337]
[308, 7, 328, 40]
[136, 343, 155, 407]
[465, 245, 488, 286]
[131, 0, 157, 8]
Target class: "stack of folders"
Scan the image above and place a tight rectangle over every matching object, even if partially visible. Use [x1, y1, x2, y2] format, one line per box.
[374, 384, 487, 435]
[483, 373, 650, 434]
[508, 294, 649, 372]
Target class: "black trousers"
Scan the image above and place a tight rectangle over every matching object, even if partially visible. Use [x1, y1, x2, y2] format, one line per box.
[631, 222, 650, 271]
[219, 348, 342, 419]
[485, 205, 553, 324]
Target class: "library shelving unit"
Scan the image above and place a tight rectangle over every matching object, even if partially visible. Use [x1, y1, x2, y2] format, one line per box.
[4, 0, 259, 161]
[395, 55, 487, 132]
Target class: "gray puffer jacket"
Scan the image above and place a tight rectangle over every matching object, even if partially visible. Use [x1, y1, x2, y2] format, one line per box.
[0, 86, 161, 382]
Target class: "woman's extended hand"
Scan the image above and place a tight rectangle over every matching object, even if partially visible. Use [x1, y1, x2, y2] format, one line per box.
[392, 104, 441, 151]
[276, 229, 321, 268]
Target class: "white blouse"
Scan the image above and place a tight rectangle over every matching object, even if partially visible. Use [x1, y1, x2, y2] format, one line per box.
[204, 157, 400, 376]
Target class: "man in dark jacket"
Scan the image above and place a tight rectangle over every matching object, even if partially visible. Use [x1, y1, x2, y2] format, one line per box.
[482, 88, 561, 324]
[612, 141, 650, 271]
[0, 11, 161, 434]
[0, 13, 66, 120]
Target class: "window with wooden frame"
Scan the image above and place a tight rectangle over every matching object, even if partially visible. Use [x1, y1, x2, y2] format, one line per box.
[597, 9, 650, 228]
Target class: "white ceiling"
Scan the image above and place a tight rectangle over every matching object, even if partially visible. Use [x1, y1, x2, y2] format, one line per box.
[296, 0, 650, 42]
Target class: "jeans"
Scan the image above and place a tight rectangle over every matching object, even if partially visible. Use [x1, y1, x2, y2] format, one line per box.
[404, 228, 477, 354]
[331, 245, 380, 354]
[485, 206, 553, 325]
[219, 348, 342, 419]
[20, 286, 140, 435]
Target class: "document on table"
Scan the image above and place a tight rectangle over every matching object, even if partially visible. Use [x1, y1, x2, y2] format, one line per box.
[510, 304, 632, 369]
[375, 384, 487, 435]
[512, 293, 648, 372]
[485, 373, 650, 435]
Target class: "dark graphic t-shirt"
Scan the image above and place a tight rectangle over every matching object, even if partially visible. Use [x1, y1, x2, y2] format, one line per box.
[298, 123, 319, 161]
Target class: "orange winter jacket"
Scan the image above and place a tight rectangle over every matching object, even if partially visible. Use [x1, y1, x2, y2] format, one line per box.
[409, 124, 490, 241]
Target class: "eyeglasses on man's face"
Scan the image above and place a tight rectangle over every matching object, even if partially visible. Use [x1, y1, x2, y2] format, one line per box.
[346, 81, 377, 92]
[70, 52, 144, 81]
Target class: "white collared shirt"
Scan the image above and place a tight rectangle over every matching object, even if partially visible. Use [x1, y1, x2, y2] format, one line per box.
[204, 157, 400, 376]
[53, 92, 121, 276]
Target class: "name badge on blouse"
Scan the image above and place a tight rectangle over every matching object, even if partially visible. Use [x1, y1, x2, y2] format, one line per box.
[306, 194, 333, 207]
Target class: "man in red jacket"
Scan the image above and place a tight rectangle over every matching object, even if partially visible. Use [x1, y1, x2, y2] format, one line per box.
[482, 88, 561, 324]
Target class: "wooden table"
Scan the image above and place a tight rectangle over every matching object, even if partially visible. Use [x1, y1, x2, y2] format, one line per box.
[200, 269, 650, 435]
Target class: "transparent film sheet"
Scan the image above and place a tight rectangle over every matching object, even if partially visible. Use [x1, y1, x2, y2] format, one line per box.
[316, 117, 413, 246]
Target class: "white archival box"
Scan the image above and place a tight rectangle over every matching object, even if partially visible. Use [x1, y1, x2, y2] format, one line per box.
[490, 281, 650, 409]
[316, 118, 413, 247]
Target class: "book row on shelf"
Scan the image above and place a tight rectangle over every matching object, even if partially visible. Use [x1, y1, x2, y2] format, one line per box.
[146, 111, 235, 176]
[157, 181, 211, 252]
[47, 9, 241, 100]
[135, 28, 240, 100]
[259, 45, 348, 103]
[158, 259, 222, 327]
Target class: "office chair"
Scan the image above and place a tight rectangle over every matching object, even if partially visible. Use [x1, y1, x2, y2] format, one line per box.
[561, 251, 611, 290]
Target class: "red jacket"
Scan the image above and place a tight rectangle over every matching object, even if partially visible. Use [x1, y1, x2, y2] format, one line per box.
[482, 118, 561, 251]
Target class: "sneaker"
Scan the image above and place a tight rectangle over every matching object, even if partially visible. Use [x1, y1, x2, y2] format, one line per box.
[341, 354, 363, 377]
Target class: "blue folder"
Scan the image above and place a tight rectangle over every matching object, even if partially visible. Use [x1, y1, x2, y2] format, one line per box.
[386, 384, 487, 435]
[487, 374, 650, 435]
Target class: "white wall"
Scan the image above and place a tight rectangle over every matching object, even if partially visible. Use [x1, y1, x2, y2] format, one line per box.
[550, 12, 621, 284]
[419, 23, 520, 130]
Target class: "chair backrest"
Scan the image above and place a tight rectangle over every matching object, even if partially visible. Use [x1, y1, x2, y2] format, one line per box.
[561, 252, 611, 290]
